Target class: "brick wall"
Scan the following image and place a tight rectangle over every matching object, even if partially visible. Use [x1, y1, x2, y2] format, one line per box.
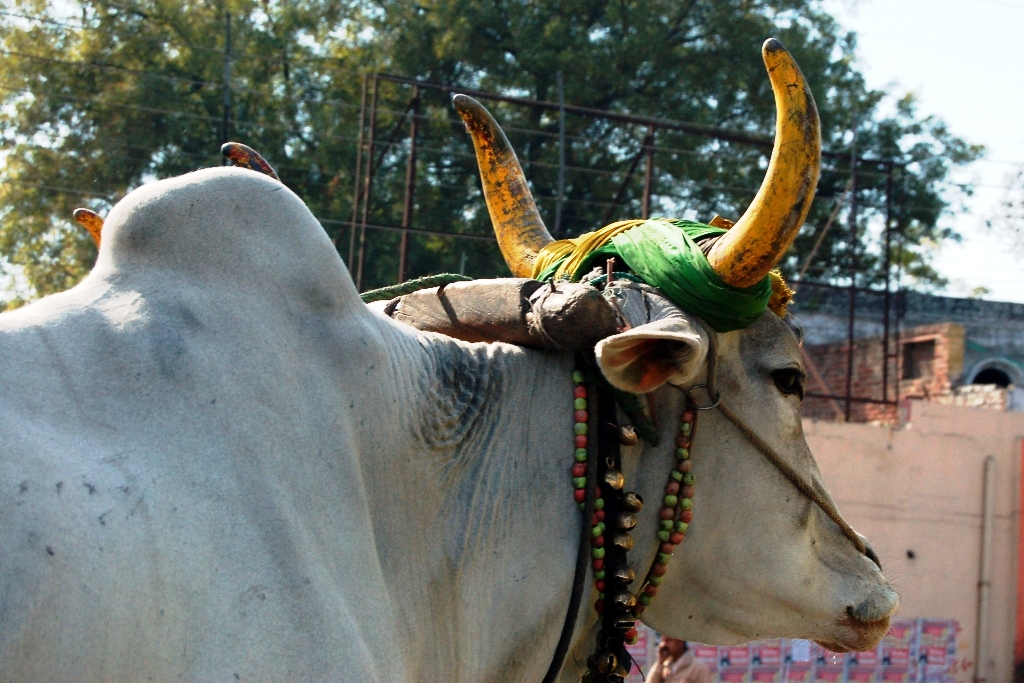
[801, 323, 965, 423]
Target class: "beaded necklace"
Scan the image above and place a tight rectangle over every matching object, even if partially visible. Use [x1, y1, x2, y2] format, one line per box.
[570, 370, 698, 681]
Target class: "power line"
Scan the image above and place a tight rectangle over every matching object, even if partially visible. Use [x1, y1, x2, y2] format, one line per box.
[7, 8, 1018, 176]
[4, 179, 499, 243]
[4, 180, 115, 200]
[0, 84, 988, 219]
[0, 48, 217, 89]
[1, 132, 978, 218]
[0, 9, 310, 67]
[0, 84, 309, 137]
[4, 46, 995, 187]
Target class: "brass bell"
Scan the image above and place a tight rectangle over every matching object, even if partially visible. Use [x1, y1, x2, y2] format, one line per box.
[595, 651, 618, 675]
[616, 512, 637, 531]
[621, 492, 643, 512]
[611, 533, 634, 551]
[603, 469, 625, 491]
[618, 425, 639, 446]
[612, 591, 637, 610]
[611, 565, 636, 584]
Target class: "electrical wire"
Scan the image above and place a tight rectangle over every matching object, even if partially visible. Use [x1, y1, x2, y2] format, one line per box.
[0, 57, 1002, 221]
[0, 9, 323, 67]
[0, 48, 217, 89]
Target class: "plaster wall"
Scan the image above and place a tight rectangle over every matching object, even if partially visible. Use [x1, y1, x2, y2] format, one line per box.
[804, 401, 1024, 683]
[790, 286, 1024, 368]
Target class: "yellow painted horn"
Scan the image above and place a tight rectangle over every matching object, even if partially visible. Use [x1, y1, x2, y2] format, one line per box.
[453, 94, 553, 277]
[73, 208, 104, 246]
[706, 38, 821, 288]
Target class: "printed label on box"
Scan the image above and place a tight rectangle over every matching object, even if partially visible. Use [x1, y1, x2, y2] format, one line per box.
[848, 666, 879, 683]
[922, 646, 947, 667]
[752, 667, 784, 683]
[693, 644, 720, 672]
[919, 620, 955, 646]
[814, 667, 845, 683]
[880, 668, 912, 683]
[885, 621, 918, 644]
[720, 667, 751, 683]
[883, 646, 912, 668]
[753, 640, 784, 667]
[721, 645, 751, 669]
[785, 666, 814, 683]
[849, 646, 879, 669]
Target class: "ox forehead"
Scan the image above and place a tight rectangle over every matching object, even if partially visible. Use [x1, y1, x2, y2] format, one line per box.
[0, 40, 896, 683]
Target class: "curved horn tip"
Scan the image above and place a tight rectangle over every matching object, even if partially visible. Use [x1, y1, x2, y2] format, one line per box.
[72, 208, 104, 246]
[452, 94, 492, 127]
[761, 38, 803, 76]
[220, 142, 281, 181]
[706, 38, 820, 289]
[451, 93, 478, 109]
[452, 93, 554, 278]
[762, 37, 787, 57]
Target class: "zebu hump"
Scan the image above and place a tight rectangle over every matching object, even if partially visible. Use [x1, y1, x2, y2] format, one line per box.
[92, 167, 362, 314]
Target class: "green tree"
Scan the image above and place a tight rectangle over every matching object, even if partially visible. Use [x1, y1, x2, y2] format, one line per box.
[0, 0, 358, 306]
[360, 0, 982, 289]
[0, 0, 982, 307]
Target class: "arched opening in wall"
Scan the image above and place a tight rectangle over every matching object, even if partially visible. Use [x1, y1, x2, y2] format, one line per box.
[972, 368, 1011, 387]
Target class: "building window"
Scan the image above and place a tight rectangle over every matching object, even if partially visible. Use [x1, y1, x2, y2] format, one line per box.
[902, 339, 935, 380]
[972, 367, 1011, 387]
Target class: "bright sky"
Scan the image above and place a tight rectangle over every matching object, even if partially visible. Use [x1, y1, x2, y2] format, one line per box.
[822, 0, 1024, 302]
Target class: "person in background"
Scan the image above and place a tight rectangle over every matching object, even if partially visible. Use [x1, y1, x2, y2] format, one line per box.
[644, 636, 712, 683]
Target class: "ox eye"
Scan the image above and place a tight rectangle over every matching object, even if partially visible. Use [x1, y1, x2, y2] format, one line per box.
[771, 368, 805, 400]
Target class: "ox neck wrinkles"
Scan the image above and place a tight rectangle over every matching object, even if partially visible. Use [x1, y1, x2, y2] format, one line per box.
[532, 219, 771, 333]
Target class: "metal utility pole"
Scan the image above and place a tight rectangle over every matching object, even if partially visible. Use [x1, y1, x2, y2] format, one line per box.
[795, 177, 852, 284]
[641, 125, 655, 219]
[844, 119, 859, 422]
[355, 75, 380, 292]
[554, 71, 566, 236]
[221, 12, 231, 156]
[397, 87, 420, 283]
[347, 75, 368, 268]
[893, 167, 905, 407]
[973, 456, 995, 683]
[882, 162, 893, 403]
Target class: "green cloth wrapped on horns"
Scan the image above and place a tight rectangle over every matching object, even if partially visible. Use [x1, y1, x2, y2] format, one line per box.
[532, 218, 773, 333]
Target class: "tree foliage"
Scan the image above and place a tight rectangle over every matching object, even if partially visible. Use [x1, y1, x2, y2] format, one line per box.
[0, 0, 982, 306]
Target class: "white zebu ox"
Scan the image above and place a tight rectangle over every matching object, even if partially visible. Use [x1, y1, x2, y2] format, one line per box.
[1, 42, 897, 681]
[0, 167, 896, 681]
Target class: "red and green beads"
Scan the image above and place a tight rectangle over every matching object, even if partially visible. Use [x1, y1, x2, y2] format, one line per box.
[569, 371, 611, 616]
[568, 369, 698, 647]
[571, 370, 589, 507]
[631, 406, 696, 622]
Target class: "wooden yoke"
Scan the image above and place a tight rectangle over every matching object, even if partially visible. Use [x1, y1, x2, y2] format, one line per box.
[373, 278, 621, 350]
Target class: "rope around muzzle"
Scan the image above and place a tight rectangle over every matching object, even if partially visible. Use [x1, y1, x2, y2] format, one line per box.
[690, 321, 867, 557]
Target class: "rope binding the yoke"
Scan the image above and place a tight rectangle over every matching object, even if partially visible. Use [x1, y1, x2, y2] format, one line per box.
[360, 273, 473, 303]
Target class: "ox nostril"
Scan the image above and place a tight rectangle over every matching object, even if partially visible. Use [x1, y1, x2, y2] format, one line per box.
[848, 586, 899, 624]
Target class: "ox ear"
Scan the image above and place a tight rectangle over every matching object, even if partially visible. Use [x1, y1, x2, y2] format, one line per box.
[595, 317, 709, 394]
